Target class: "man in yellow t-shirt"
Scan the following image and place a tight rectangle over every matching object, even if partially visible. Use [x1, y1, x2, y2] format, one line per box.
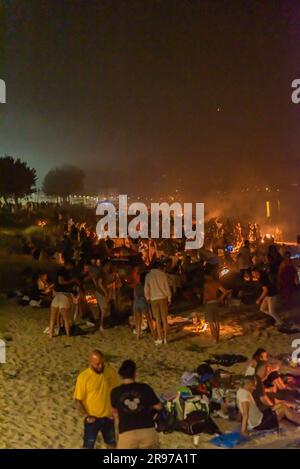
[74, 349, 120, 448]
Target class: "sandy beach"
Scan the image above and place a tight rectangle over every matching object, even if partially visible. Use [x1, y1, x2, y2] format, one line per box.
[1, 300, 300, 449]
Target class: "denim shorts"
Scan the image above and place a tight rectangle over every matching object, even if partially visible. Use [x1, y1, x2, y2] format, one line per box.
[83, 417, 116, 448]
[133, 297, 148, 313]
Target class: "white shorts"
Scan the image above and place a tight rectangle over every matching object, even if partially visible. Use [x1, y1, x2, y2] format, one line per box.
[51, 293, 70, 310]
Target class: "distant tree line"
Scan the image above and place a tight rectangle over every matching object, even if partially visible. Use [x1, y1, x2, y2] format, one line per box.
[0, 155, 86, 204]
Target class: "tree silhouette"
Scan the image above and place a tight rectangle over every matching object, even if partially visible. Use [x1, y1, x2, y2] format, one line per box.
[43, 165, 85, 202]
[0, 155, 37, 204]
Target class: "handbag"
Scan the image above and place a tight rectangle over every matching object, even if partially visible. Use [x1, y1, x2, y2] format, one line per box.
[183, 395, 209, 419]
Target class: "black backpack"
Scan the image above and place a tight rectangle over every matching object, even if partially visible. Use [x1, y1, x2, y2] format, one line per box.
[196, 363, 214, 377]
[175, 411, 221, 436]
[155, 402, 177, 434]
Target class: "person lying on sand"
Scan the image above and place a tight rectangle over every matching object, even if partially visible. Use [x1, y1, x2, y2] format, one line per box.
[237, 375, 300, 438]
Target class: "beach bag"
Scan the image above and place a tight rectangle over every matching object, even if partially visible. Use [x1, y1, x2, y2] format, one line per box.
[176, 412, 220, 436]
[196, 363, 214, 378]
[177, 386, 193, 399]
[155, 401, 177, 433]
[183, 395, 209, 420]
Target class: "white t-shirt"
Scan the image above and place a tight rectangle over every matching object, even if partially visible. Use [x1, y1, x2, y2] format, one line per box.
[245, 365, 255, 376]
[237, 388, 263, 430]
[144, 269, 172, 302]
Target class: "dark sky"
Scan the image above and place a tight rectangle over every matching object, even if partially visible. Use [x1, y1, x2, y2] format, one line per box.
[1, 0, 300, 198]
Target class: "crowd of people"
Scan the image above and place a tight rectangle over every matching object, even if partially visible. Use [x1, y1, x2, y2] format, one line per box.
[3, 206, 300, 448]
[13, 209, 300, 344]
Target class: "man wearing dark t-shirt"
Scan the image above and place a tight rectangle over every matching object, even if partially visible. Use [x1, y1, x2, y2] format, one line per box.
[253, 268, 282, 326]
[54, 261, 79, 293]
[111, 360, 162, 449]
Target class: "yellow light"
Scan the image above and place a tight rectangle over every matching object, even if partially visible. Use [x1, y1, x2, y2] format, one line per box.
[266, 201, 271, 218]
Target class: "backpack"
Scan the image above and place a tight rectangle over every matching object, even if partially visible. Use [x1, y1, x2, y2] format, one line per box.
[183, 395, 210, 420]
[196, 363, 215, 377]
[196, 363, 215, 385]
[155, 401, 177, 433]
[175, 411, 221, 436]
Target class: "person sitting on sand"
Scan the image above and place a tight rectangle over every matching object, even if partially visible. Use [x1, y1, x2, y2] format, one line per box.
[252, 362, 284, 411]
[37, 271, 54, 306]
[74, 350, 120, 449]
[245, 348, 295, 395]
[255, 361, 300, 405]
[203, 269, 231, 343]
[111, 360, 162, 449]
[237, 375, 300, 438]
[245, 348, 269, 376]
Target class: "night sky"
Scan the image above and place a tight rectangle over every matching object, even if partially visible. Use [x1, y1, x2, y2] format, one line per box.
[1, 0, 300, 198]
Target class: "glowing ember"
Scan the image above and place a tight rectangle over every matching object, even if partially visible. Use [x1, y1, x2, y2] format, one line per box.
[85, 295, 97, 305]
[185, 313, 209, 334]
[232, 241, 243, 253]
[37, 220, 47, 227]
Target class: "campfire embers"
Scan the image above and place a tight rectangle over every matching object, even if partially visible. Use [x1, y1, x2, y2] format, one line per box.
[185, 312, 209, 334]
[85, 294, 97, 305]
[37, 220, 47, 227]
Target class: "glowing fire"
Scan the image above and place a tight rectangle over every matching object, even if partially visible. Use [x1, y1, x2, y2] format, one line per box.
[85, 295, 97, 305]
[184, 314, 209, 334]
[232, 241, 243, 253]
[37, 220, 47, 227]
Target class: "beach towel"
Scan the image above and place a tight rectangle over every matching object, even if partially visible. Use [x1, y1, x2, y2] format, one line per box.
[205, 354, 248, 367]
[210, 432, 248, 448]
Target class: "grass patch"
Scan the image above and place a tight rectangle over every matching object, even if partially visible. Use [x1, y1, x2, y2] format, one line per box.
[0, 252, 58, 293]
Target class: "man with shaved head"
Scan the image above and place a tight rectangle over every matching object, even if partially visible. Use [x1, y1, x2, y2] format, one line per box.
[74, 350, 120, 448]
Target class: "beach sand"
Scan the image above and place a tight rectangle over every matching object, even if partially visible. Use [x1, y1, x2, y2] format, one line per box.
[1, 301, 300, 449]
